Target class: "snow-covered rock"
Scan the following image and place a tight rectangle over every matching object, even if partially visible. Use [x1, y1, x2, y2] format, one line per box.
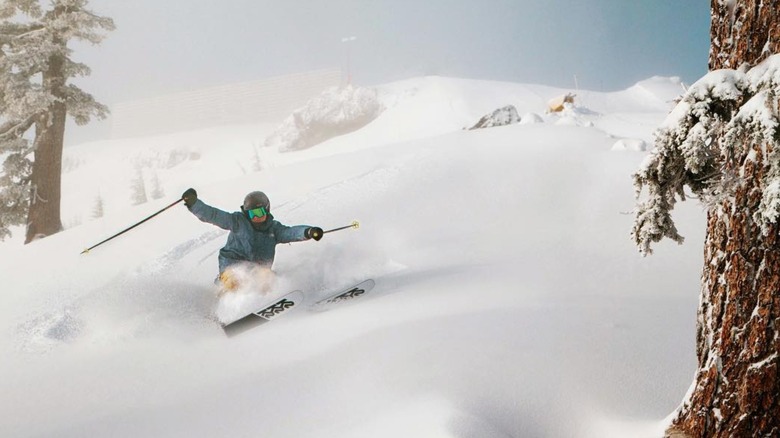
[468, 105, 520, 130]
[264, 85, 384, 152]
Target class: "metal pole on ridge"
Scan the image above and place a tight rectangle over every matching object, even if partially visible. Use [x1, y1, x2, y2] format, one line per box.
[80, 198, 184, 254]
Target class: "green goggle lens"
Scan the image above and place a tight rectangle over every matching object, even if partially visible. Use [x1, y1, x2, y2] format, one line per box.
[247, 206, 268, 219]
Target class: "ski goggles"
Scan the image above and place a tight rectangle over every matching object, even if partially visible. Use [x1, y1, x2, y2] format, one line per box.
[246, 206, 269, 219]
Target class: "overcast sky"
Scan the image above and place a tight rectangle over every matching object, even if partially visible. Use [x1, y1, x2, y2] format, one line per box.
[67, 0, 709, 142]
[75, 0, 710, 104]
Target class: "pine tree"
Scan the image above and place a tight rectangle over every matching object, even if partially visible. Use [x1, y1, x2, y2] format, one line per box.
[149, 169, 164, 200]
[632, 2, 780, 436]
[0, 0, 113, 243]
[91, 192, 102, 218]
[130, 166, 147, 205]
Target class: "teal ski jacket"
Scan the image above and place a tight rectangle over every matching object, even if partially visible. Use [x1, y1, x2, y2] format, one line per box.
[187, 199, 311, 273]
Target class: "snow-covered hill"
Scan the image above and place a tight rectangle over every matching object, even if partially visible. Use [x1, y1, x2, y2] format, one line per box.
[0, 76, 703, 438]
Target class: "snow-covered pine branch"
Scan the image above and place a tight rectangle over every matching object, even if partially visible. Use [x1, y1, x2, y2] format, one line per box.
[0, 116, 35, 141]
[0, 135, 32, 239]
[0, 1, 43, 20]
[632, 54, 780, 254]
[63, 84, 108, 125]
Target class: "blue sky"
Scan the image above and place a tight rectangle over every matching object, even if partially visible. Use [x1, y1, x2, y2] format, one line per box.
[67, 0, 709, 143]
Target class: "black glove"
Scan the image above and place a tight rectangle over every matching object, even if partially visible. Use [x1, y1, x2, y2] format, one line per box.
[305, 227, 323, 241]
[182, 188, 197, 207]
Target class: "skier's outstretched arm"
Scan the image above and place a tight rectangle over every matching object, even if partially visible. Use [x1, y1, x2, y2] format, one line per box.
[274, 223, 324, 243]
[182, 188, 240, 231]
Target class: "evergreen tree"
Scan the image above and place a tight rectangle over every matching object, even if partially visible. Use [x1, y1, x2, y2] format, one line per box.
[149, 169, 164, 200]
[91, 192, 102, 218]
[0, 0, 113, 243]
[633, 2, 779, 435]
[130, 165, 147, 205]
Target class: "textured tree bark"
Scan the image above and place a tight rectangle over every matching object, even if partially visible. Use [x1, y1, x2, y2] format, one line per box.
[670, 146, 780, 437]
[24, 51, 66, 243]
[667, 1, 780, 436]
[709, 0, 780, 71]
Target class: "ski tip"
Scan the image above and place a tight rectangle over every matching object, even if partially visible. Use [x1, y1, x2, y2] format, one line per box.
[311, 278, 376, 311]
[220, 290, 305, 337]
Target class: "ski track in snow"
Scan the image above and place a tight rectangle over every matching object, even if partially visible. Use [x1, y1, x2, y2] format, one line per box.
[15, 158, 411, 351]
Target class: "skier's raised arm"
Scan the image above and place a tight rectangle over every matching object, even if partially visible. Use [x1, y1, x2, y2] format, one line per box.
[182, 188, 241, 231]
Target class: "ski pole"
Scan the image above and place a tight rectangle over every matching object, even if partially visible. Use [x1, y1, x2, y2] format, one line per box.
[81, 198, 184, 254]
[323, 220, 360, 234]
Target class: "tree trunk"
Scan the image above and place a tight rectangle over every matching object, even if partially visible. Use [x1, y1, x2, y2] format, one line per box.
[24, 51, 66, 243]
[667, 1, 780, 436]
[669, 149, 780, 437]
[708, 0, 780, 71]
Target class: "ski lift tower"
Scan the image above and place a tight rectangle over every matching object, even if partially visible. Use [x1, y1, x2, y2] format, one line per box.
[341, 36, 357, 85]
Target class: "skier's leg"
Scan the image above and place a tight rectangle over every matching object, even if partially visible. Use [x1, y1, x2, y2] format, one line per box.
[249, 264, 276, 295]
[217, 266, 241, 296]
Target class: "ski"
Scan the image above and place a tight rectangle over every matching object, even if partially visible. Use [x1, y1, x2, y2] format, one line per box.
[312, 279, 376, 311]
[221, 290, 304, 337]
[221, 279, 376, 337]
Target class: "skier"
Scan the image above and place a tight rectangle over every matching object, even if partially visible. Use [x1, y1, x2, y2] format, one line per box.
[181, 188, 323, 293]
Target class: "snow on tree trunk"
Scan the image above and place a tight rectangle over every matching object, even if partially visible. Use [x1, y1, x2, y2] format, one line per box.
[633, 2, 780, 436]
[675, 148, 780, 437]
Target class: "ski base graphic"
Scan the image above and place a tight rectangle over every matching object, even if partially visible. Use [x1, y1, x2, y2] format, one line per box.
[221, 290, 304, 337]
[221, 279, 376, 337]
[312, 279, 376, 311]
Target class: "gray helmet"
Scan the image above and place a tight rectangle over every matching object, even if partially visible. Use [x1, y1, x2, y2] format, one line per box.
[242, 191, 270, 211]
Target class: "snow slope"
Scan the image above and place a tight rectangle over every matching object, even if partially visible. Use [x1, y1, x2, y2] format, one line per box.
[0, 76, 703, 438]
